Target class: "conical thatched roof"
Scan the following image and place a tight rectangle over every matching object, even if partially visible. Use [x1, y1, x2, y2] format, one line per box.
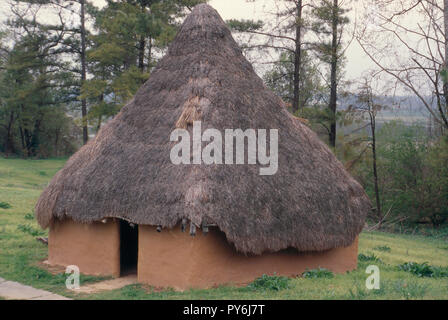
[35, 4, 370, 254]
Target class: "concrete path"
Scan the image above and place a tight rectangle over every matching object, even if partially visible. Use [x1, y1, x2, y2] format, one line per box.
[0, 277, 71, 300]
[0, 274, 137, 299]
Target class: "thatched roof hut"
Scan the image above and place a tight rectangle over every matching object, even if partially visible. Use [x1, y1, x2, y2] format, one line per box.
[35, 4, 370, 288]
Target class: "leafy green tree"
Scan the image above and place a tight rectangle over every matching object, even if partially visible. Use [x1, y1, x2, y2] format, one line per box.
[263, 51, 324, 111]
[83, 0, 206, 130]
[0, 1, 80, 156]
[5, 0, 95, 144]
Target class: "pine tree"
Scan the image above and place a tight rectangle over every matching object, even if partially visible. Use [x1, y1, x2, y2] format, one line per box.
[228, 0, 310, 114]
[0, 2, 78, 156]
[311, 0, 350, 148]
[83, 0, 206, 130]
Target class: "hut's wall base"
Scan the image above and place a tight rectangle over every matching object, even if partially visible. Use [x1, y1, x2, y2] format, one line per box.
[47, 220, 358, 289]
[138, 225, 358, 290]
[48, 219, 120, 277]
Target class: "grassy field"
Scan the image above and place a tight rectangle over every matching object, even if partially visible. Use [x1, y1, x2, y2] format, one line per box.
[0, 157, 448, 300]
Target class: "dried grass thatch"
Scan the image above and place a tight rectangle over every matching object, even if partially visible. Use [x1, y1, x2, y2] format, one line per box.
[35, 4, 370, 254]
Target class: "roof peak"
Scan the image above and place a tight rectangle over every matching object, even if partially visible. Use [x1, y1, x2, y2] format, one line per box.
[167, 2, 240, 58]
[190, 3, 219, 15]
[182, 3, 226, 29]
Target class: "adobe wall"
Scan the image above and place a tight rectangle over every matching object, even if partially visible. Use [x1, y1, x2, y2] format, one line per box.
[48, 219, 120, 277]
[138, 225, 359, 290]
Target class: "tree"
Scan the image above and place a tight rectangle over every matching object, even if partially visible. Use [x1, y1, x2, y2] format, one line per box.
[0, 1, 80, 156]
[126, 0, 206, 72]
[311, 0, 351, 147]
[83, 0, 206, 130]
[83, 1, 151, 131]
[52, 0, 90, 144]
[357, 0, 448, 133]
[80, 0, 88, 144]
[263, 50, 324, 110]
[228, 0, 311, 114]
[346, 77, 384, 225]
[10, 0, 96, 144]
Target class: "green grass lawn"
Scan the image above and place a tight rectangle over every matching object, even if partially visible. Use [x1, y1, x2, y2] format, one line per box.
[1, 157, 448, 300]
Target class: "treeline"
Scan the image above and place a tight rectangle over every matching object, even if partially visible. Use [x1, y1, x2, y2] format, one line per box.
[0, 0, 205, 157]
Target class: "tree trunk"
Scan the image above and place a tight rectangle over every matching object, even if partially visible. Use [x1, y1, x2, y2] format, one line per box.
[80, 0, 88, 145]
[138, 3, 147, 72]
[329, 0, 338, 148]
[54, 129, 60, 157]
[138, 35, 145, 72]
[23, 128, 32, 157]
[4, 112, 15, 155]
[442, 0, 448, 129]
[292, 0, 303, 114]
[30, 118, 41, 157]
[370, 112, 382, 224]
[96, 93, 104, 132]
[19, 126, 25, 152]
[147, 36, 152, 69]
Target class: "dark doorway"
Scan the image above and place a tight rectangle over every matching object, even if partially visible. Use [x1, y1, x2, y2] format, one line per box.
[120, 220, 138, 276]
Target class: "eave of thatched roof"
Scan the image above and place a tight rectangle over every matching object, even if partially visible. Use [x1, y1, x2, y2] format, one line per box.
[35, 4, 370, 255]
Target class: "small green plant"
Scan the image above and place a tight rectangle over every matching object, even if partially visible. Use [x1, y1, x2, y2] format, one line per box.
[17, 224, 45, 237]
[322, 290, 336, 300]
[302, 268, 334, 279]
[347, 280, 388, 299]
[0, 202, 11, 209]
[393, 280, 428, 300]
[24, 212, 34, 220]
[347, 283, 368, 300]
[121, 284, 143, 298]
[358, 253, 382, 263]
[373, 245, 391, 252]
[248, 274, 291, 291]
[371, 283, 387, 296]
[38, 171, 47, 176]
[398, 262, 448, 278]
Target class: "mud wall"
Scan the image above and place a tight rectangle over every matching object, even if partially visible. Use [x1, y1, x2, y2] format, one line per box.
[138, 225, 358, 290]
[48, 219, 120, 277]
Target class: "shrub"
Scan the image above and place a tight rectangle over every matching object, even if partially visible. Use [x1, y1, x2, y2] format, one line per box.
[248, 274, 291, 291]
[347, 281, 387, 299]
[393, 280, 428, 299]
[373, 245, 391, 252]
[347, 283, 368, 300]
[352, 122, 448, 226]
[17, 224, 45, 237]
[0, 202, 11, 209]
[24, 213, 34, 220]
[302, 268, 334, 279]
[398, 262, 448, 278]
[358, 253, 382, 263]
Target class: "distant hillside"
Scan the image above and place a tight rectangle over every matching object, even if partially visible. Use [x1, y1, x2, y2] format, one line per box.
[338, 95, 432, 125]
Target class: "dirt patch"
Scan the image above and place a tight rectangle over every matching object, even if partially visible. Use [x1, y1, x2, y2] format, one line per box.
[37, 260, 66, 275]
[75, 275, 137, 294]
